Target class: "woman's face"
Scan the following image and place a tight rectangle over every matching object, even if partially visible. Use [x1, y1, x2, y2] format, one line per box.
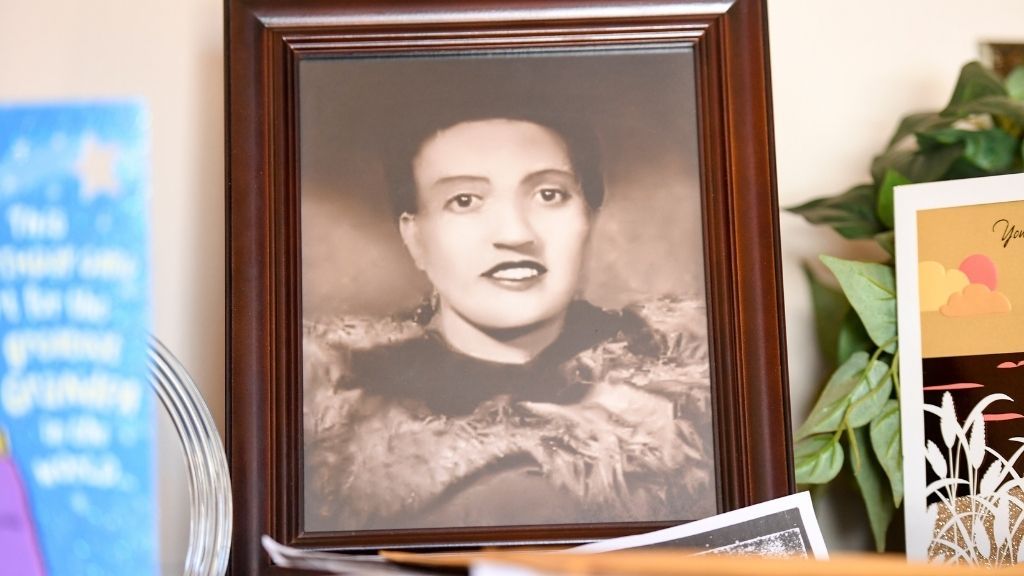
[399, 118, 592, 334]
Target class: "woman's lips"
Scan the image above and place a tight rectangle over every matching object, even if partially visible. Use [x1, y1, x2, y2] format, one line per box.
[482, 260, 547, 282]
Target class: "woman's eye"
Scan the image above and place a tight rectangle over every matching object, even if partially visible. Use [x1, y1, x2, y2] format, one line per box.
[444, 193, 480, 211]
[537, 187, 568, 203]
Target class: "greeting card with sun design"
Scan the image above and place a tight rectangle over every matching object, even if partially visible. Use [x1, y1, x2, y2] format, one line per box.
[896, 174, 1024, 566]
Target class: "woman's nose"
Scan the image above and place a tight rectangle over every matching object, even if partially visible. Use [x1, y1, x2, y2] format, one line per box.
[491, 199, 538, 250]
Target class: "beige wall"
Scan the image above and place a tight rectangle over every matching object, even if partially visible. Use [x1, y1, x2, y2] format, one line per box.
[3, 0, 1024, 560]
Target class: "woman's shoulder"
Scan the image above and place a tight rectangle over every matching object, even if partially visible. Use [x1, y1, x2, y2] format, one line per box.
[565, 296, 710, 396]
[304, 314, 426, 355]
[302, 313, 425, 386]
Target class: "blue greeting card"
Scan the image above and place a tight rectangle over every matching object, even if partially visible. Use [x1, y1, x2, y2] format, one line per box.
[0, 103, 156, 576]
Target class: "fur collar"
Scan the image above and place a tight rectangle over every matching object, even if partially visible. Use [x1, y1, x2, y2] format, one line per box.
[303, 297, 713, 531]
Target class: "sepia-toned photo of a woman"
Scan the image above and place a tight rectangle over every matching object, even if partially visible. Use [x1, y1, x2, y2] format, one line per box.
[299, 51, 715, 532]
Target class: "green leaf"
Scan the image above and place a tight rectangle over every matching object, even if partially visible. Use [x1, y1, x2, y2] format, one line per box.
[876, 170, 910, 229]
[846, 358, 892, 428]
[1007, 65, 1024, 101]
[963, 128, 1018, 171]
[797, 351, 890, 437]
[795, 434, 844, 484]
[916, 126, 968, 148]
[943, 61, 1006, 114]
[885, 112, 952, 150]
[787, 185, 882, 240]
[918, 127, 1017, 172]
[820, 256, 897, 352]
[949, 95, 1024, 127]
[871, 144, 964, 184]
[875, 231, 896, 257]
[871, 399, 904, 508]
[850, 425, 896, 552]
[805, 264, 850, 368]
[836, 309, 872, 364]
[943, 156, 993, 181]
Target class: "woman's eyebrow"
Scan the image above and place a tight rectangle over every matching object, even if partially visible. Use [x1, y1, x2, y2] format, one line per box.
[427, 175, 490, 190]
[522, 168, 578, 185]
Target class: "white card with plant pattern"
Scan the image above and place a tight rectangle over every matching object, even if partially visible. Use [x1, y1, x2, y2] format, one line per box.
[895, 173, 1024, 565]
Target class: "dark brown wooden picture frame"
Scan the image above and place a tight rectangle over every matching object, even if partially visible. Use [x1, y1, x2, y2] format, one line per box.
[225, 1, 791, 574]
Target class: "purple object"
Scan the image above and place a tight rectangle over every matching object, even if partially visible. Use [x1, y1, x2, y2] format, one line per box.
[0, 432, 46, 576]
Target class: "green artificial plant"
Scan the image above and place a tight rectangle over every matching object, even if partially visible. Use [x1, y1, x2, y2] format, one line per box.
[789, 61, 1024, 552]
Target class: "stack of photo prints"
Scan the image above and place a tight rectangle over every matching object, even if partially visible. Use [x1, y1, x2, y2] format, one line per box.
[263, 493, 828, 574]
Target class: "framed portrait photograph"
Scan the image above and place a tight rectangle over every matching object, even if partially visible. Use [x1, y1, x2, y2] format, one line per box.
[225, 1, 791, 574]
[895, 173, 1024, 565]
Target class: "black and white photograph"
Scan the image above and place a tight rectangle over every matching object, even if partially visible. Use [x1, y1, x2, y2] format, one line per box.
[571, 492, 829, 560]
[298, 48, 716, 533]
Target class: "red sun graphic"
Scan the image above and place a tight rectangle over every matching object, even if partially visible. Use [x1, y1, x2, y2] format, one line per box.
[959, 254, 998, 291]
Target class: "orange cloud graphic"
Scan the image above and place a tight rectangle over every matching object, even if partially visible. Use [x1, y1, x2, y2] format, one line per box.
[940, 283, 1012, 317]
[919, 261, 969, 312]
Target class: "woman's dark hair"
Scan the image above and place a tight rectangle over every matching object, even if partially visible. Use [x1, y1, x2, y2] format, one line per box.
[383, 111, 605, 217]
